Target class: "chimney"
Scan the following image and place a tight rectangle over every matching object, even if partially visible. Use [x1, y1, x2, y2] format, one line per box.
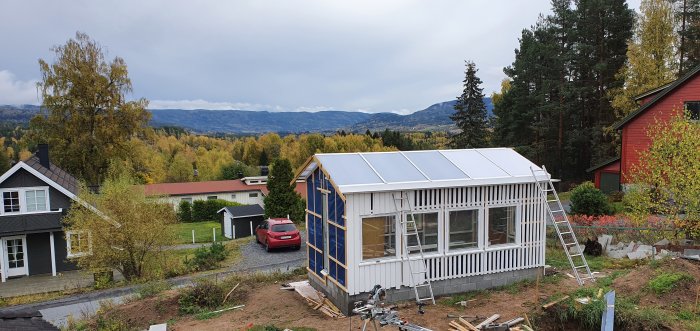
[37, 144, 50, 169]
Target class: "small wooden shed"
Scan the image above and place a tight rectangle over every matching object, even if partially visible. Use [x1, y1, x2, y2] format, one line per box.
[218, 204, 265, 239]
[295, 148, 549, 314]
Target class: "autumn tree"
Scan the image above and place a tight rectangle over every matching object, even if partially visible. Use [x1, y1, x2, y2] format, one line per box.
[264, 158, 304, 223]
[624, 114, 700, 237]
[30, 32, 150, 185]
[63, 175, 177, 280]
[450, 61, 488, 148]
[611, 0, 677, 117]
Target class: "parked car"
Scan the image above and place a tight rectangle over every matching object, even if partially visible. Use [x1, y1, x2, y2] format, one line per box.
[255, 218, 301, 252]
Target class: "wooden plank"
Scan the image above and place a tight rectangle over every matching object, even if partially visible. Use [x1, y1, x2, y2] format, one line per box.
[449, 321, 468, 331]
[542, 295, 570, 309]
[458, 317, 479, 331]
[475, 314, 500, 328]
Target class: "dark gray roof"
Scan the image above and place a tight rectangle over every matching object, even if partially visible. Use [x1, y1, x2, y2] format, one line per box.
[0, 212, 63, 236]
[586, 156, 621, 173]
[0, 308, 58, 331]
[220, 204, 265, 218]
[24, 156, 80, 196]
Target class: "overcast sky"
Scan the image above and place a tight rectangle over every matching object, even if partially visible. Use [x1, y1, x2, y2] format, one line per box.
[0, 1, 641, 114]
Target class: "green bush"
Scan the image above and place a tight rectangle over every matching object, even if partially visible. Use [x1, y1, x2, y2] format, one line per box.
[178, 280, 224, 314]
[178, 200, 193, 222]
[186, 242, 228, 271]
[569, 182, 612, 215]
[647, 272, 693, 295]
[137, 280, 171, 299]
[192, 199, 237, 222]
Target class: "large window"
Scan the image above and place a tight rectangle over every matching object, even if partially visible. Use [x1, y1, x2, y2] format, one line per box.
[488, 206, 517, 246]
[3, 191, 19, 213]
[407, 212, 439, 253]
[25, 189, 47, 212]
[449, 210, 479, 250]
[66, 231, 92, 258]
[685, 101, 700, 121]
[362, 215, 396, 260]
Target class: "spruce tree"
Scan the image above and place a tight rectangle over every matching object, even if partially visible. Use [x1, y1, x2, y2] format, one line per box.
[450, 61, 488, 148]
[675, 0, 700, 75]
[264, 158, 304, 223]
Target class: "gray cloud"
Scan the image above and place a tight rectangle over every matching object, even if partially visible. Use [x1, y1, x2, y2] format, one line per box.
[0, 0, 641, 113]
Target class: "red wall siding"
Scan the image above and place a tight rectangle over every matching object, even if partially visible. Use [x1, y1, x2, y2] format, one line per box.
[621, 74, 700, 183]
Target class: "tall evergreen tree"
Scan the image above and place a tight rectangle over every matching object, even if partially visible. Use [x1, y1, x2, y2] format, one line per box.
[450, 61, 488, 148]
[675, 0, 700, 74]
[611, 0, 677, 117]
[264, 158, 304, 223]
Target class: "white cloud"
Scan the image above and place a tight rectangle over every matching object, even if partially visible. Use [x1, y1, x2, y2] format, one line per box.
[148, 99, 284, 111]
[0, 70, 40, 105]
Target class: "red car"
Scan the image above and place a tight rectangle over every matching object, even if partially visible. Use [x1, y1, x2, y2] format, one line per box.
[255, 218, 301, 252]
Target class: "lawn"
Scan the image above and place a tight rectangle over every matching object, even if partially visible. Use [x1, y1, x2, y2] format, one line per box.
[171, 221, 229, 245]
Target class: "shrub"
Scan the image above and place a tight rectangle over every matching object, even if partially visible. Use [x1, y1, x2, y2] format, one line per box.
[186, 242, 228, 271]
[192, 199, 238, 222]
[178, 200, 193, 222]
[570, 182, 612, 216]
[178, 280, 224, 314]
[137, 280, 171, 299]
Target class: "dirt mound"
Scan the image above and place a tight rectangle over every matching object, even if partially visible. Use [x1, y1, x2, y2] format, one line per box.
[613, 258, 700, 307]
[103, 290, 181, 329]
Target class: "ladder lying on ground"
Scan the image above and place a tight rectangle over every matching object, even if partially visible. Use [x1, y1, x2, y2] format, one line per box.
[531, 166, 595, 286]
[392, 191, 436, 306]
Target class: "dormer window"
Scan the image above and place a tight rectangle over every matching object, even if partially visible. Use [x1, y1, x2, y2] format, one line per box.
[0, 187, 50, 215]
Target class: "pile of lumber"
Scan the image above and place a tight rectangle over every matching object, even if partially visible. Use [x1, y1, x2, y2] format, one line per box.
[448, 314, 531, 331]
[282, 281, 345, 319]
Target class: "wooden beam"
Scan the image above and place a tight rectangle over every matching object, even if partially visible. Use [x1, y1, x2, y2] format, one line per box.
[542, 295, 570, 309]
[475, 314, 500, 328]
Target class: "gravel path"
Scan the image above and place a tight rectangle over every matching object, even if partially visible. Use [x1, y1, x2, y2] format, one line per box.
[229, 232, 307, 272]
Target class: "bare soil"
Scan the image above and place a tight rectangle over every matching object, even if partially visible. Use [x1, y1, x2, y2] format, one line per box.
[95, 258, 700, 330]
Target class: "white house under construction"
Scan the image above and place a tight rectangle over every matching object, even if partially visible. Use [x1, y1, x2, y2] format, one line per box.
[296, 148, 551, 314]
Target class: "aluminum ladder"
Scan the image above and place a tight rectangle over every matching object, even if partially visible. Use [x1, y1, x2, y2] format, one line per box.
[531, 166, 595, 286]
[392, 191, 436, 305]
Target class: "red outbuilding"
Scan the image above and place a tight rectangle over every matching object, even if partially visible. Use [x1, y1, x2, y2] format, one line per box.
[588, 65, 700, 192]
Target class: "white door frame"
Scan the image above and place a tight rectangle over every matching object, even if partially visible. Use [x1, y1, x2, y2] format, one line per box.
[224, 214, 232, 239]
[3, 235, 28, 278]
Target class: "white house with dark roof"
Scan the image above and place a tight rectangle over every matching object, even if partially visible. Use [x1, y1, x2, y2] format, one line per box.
[0, 145, 92, 282]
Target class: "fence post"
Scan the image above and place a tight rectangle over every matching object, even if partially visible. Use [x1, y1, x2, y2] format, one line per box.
[192, 229, 195, 244]
[213, 228, 216, 242]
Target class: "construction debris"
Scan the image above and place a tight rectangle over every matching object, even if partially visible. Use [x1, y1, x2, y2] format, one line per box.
[449, 313, 527, 331]
[542, 295, 569, 309]
[284, 280, 345, 319]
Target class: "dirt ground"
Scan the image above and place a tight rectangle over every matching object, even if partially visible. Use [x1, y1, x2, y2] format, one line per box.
[96, 258, 700, 331]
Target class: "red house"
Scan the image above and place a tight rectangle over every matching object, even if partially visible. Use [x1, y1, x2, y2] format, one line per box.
[589, 65, 700, 192]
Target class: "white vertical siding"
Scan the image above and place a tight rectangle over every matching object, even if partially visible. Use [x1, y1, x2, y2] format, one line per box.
[345, 183, 547, 295]
[157, 191, 266, 210]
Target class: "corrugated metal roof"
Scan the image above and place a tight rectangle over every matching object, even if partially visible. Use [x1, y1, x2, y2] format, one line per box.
[299, 148, 548, 194]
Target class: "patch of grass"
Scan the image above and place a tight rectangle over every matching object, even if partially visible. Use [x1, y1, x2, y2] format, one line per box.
[170, 221, 228, 244]
[615, 297, 670, 329]
[647, 272, 693, 295]
[0, 291, 66, 308]
[439, 291, 481, 306]
[136, 280, 171, 299]
[194, 310, 223, 320]
[677, 310, 697, 321]
[545, 245, 641, 271]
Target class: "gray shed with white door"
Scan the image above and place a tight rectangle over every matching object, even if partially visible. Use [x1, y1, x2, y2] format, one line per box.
[218, 204, 265, 239]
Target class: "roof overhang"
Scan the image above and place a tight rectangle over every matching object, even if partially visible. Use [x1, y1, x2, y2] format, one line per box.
[586, 156, 621, 173]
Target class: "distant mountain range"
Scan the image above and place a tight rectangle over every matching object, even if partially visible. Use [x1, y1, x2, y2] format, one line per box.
[0, 98, 493, 134]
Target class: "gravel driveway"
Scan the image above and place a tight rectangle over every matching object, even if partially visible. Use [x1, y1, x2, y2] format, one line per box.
[229, 232, 307, 273]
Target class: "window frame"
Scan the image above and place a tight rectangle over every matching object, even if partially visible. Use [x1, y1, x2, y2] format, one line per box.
[249, 192, 259, 198]
[0, 186, 51, 216]
[25, 189, 48, 212]
[406, 211, 440, 255]
[206, 195, 218, 200]
[685, 101, 700, 121]
[66, 230, 92, 258]
[445, 207, 482, 253]
[360, 213, 398, 262]
[485, 204, 520, 249]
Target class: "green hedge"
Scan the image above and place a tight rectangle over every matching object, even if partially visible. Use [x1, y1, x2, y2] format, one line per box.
[191, 199, 240, 222]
